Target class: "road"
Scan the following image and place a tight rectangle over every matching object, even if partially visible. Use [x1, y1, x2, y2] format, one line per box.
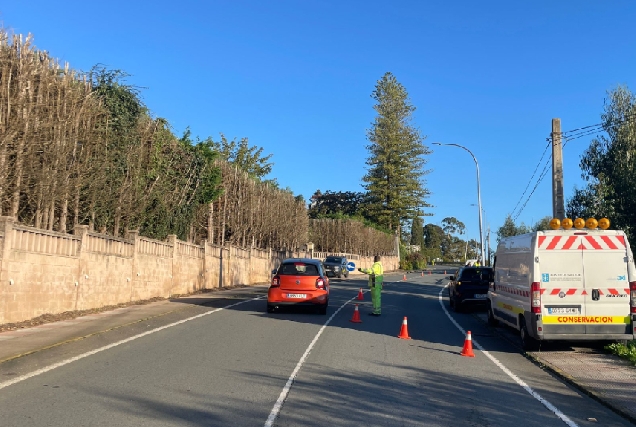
[0, 270, 631, 426]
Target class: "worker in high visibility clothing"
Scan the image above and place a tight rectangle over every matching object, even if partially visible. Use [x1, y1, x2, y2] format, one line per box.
[359, 255, 384, 316]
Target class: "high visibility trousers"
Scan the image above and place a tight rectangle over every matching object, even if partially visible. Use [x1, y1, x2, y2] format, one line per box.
[371, 285, 382, 314]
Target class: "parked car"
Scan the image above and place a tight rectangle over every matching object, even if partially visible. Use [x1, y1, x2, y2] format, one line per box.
[323, 256, 349, 279]
[267, 258, 329, 314]
[448, 266, 494, 312]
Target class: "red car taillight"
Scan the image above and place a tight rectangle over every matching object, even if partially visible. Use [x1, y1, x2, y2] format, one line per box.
[630, 281, 636, 314]
[316, 278, 325, 290]
[271, 276, 280, 288]
[531, 282, 541, 314]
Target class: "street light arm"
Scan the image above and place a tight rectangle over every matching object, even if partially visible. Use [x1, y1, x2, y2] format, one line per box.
[433, 142, 485, 264]
[433, 142, 478, 167]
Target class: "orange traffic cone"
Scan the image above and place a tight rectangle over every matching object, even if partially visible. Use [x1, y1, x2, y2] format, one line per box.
[357, 288, 364, 300]
[444, 270, 447, 275]
[461, 331, 475, 357]
[402, 273, 407, 281]
[421, 271, 424, 277]
[397, 317, 411, 339]
[350, 304, 362, 323]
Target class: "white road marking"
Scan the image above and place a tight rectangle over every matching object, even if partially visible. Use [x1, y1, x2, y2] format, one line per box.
[264, 293, 360, 427]
[0, 296, 263, 391]
[438, 286, 579, 427]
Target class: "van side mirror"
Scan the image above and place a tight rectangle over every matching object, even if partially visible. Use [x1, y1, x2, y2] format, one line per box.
[271, 269, 277, 275]
[448, 275, 455, 280]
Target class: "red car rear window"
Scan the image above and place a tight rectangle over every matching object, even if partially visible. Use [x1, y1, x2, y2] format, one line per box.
[280, 263, 319, 276]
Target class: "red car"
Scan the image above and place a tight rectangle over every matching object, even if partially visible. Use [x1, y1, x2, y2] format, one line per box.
[267, 258, 330, 314]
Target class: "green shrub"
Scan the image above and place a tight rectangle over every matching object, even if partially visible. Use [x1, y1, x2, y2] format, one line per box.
[605, 340, 636, 365]
[404, 252, 426, 270]
[399, 260, 413, 270]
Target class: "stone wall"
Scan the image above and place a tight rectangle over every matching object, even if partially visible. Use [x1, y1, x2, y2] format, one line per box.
[0, 216, 398, 324]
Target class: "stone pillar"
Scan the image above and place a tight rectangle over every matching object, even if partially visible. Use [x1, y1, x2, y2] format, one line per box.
[0, 216, 15, 324]
[167, 234, 177, 297]
[227, 245, 233, 287]
[74, 224, 89, 249]
[0, 216, 15, 281]
[248, 246, 253, 285]
[73, 225, 90, 311]
[202, 239, 209, 290]
[127, 230, 139, 302]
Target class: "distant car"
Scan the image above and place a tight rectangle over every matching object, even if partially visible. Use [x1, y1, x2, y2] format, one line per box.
[267, 258, 330, 314]
[448, 267, 494, 312]
[323, 256, 349, 279]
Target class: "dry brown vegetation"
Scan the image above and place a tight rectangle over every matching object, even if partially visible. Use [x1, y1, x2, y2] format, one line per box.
[204, 160, 308, 250]
[309, 218, 395, 255]
[0, 28, 394, 254]
[0, 32, 104, 229]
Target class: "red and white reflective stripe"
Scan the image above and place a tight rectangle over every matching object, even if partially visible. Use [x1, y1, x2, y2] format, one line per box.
[497, 284, 530, 297]
[540, 288, 630, 296]
[538, 235, 626, 250]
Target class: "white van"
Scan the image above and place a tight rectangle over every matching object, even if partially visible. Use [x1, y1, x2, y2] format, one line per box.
[488, 228, 636, 350]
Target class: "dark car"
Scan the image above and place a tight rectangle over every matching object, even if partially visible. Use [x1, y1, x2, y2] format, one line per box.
[448, 266, 493, 312]
[323, 256, 349, 279]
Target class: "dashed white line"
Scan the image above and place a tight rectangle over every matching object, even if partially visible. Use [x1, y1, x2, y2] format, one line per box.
[264, 293, 360, 427]
[438, 285, 579, 427]
[0, 296, 263, 391]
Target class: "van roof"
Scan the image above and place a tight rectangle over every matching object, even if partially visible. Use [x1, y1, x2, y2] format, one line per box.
[496, 229, 630, 253]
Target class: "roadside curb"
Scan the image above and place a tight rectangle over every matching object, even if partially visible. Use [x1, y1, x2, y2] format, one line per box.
[0, 285, 270, 365]
[0, 303, 193, 364]
[525, 351, 636, 425]
[471, 311, 636, 425]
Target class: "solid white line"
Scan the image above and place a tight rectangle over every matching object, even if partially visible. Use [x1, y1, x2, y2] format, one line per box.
[0, 296, 263, 391]
[264, 293, 360, 427]
[438, 286, 579, 427]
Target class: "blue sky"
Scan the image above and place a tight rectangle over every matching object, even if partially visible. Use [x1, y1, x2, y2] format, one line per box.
[2, 1, 635, 245]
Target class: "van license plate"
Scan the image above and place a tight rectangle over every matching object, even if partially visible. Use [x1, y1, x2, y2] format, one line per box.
[287, 294, 307, 299]
[547, 306, 580, 315]
[474, 294, 488, 299]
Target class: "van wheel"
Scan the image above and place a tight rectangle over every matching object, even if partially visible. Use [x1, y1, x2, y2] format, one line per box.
[487, 304, 499, 326]
[520, 318, 539, 351]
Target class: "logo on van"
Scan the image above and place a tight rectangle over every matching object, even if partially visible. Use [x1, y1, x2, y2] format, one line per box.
[542, 274, 550, 282]
[617, 275, 626, 281]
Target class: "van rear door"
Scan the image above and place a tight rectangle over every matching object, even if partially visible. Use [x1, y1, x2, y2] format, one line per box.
[581, 233, 631, 335]
[538, 233, 586, 335]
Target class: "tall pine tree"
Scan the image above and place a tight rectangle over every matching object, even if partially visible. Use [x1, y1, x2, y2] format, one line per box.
[363, 72, 431, 234]
[410, 216, 424, 248]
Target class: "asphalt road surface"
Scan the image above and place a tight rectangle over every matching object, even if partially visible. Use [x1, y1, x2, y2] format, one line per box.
[0, 270, 632, 426]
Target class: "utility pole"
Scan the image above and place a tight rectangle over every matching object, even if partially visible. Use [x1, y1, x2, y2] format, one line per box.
[486, 225, 491, 266]
[552, 118, 565, 219]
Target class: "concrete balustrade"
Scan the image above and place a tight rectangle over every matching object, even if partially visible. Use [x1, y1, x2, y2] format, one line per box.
[0, 216, 398, 324]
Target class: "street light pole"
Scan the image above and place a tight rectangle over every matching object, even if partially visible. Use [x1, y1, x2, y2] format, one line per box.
[433, 142, 485, 264]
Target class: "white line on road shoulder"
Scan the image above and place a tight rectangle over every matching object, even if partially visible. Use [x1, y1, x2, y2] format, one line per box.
[0, 296, 263, 391]
[264, 294, 359, 427]
[438, 286, 579, 427]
